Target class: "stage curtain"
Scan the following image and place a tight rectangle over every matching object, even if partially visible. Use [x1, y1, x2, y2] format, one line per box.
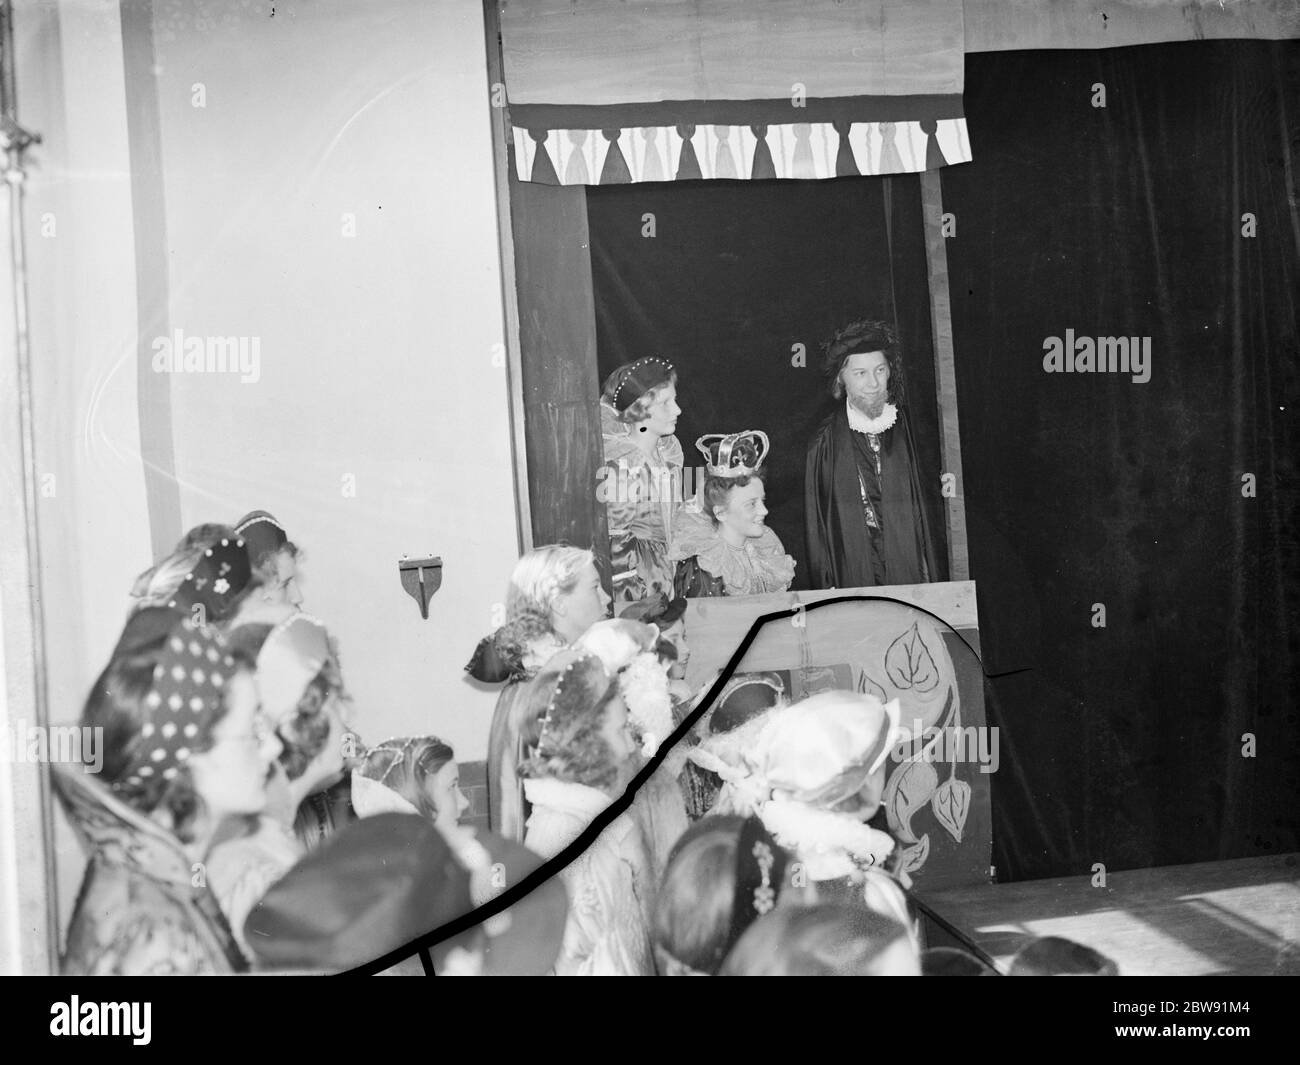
[499, 0, 971, 184]
[943, 40, 1300, 880]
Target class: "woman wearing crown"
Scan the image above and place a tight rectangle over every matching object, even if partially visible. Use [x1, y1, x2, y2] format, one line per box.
[599, 357, 684, 603]
[669, 430, 796, 598]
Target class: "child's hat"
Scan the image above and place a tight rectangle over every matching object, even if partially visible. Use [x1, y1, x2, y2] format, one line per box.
[245, 813, 567, 975]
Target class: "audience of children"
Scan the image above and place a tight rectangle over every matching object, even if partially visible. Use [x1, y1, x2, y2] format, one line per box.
[59, 515, 1118, 977]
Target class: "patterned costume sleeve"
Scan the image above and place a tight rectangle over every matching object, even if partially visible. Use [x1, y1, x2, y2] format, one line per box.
[89, 911, 215, 976]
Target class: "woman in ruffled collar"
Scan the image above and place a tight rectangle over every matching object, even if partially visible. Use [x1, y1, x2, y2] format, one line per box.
[466, 545, 611, 840]
[669, 430, 795, 598]
[598, 357, 684, 603]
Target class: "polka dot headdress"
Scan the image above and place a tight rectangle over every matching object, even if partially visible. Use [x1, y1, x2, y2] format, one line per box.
[112, 616, 238, 794]
[168, 536, 253, 621]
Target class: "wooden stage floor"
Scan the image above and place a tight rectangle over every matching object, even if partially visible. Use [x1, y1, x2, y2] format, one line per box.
[916, 854, 1300, 976]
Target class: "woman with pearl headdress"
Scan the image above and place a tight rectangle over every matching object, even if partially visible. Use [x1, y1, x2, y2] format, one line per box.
[599, 357, 685, 603]
[519, 649, 656, 976]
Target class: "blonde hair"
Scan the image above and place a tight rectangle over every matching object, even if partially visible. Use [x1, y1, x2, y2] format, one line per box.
[128, 523, 259, 618]
[355, 737, 456, 822]
[129, 544, 208, 612]
[506, 545, 595, 624]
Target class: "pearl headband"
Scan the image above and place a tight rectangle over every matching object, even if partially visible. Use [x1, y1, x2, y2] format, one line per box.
[536, 653, 606, 756]
[256, 612, 332, 723]
[610, 357, 675, 413]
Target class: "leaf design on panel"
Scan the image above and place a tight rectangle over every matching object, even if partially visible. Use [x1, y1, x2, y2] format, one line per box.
[931, 777, 971, 844]
[885, 621, 940, 693]
[897, 833, 931, 876]
[857, 671, 888, 701]
[882, 757, 938, 844]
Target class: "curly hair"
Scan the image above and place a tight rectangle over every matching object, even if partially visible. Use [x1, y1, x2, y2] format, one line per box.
[355, 736, 456, 822]
[600, 364, 678, 426]
[519, 656, 625, 792]
[249, 539, 300, 584]
[83, 626, 232, 844]
[224, 622, 347, 781]
[701, 471, 764, 527]
[505, 545, 595, 627]
[821, 318, 906, 405]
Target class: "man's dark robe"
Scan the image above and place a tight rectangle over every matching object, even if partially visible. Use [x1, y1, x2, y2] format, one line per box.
[804, 404, 943, 589]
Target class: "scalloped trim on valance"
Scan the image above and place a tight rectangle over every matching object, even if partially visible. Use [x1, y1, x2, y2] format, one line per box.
[512, 118, 971, 185]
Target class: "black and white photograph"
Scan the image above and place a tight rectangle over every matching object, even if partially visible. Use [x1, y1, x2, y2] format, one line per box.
[0, 0, 1297, 1024]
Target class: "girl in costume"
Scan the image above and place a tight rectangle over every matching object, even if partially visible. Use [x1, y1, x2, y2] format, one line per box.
[599, 357, 685, 603]
[206, 613, 357, 958]
[56, 609, 281, 975]
[679, 671, 788, 820]
[669, 430, 795, 598]
[126, 527, 261, 628]
[617, 593, 694, 709]
[688, 689, 916, 939]
[232, 509, 305, 623]
[466, 545, 611, 841]
[574, 618, 690, 887]
[653, 814, 795, 976]
[223, 613, 356, 849]
[350, 735, 470, 833]
[520, 650, 656, 976]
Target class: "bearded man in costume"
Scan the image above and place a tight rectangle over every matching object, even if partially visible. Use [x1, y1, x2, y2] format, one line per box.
[805, 319, 943, 589]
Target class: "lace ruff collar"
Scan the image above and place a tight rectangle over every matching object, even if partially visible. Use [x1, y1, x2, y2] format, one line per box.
[846, 400, 898, 435]
[669, 509, 795, 595]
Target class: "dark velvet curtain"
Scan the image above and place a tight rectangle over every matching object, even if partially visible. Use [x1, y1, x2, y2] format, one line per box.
[944, 40, 1300, 879]
[586, 176, 947, 590]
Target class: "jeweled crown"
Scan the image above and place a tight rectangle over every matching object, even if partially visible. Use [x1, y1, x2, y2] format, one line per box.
[695, 430, 770, 478]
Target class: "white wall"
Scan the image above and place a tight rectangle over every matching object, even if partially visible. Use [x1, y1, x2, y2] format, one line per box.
[14, 0, 519, 962]
[21, 0, 153, 729]
[17, 0, 159, 958]
[150, 0, 519, 758]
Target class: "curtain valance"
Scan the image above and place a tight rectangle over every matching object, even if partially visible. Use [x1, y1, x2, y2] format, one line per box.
[500, 0, 972, 184]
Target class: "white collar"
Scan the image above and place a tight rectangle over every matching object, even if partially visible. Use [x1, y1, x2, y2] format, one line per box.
[846, 399, 898, 435]
[523, 777, 612, 820]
